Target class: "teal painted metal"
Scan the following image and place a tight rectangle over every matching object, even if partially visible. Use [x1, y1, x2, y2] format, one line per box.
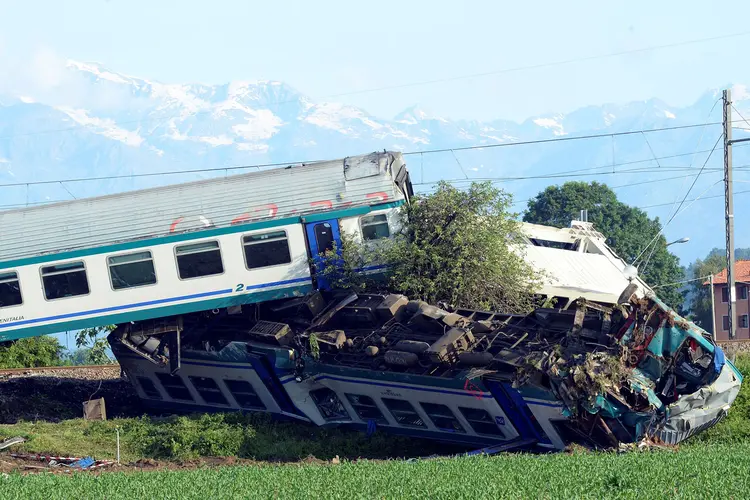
[0, 283, 312, 342]
[0, 200, 405, 271]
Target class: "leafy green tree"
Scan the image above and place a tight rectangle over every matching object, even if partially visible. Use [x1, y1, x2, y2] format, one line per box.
[684, 252, 727, 333]
[317, 181, 542, 312]
[74, 325, 116, 365]
[523, 181, 685, 312]
[0, 336, 67, 369]
[683, 247, 750, 333]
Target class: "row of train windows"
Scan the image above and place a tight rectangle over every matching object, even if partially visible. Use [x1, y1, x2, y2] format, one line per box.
[138, 374, 504, 438]
[319, 390, 505, 437]
[0, 230, 293, 307]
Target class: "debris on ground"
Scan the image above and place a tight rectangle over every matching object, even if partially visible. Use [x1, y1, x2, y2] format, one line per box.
[10, 453, 115, 471]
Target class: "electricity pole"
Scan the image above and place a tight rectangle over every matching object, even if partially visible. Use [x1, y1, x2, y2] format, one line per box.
[710, 274, 717, 341]
[724, 89, 750, 340]
[724, 89, 736, 340]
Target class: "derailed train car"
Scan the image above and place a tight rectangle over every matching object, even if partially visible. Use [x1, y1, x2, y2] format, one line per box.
[110, 285, 742, 451]
[0, 149, 741, 451]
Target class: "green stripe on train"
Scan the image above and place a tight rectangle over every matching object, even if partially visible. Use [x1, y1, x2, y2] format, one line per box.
[0, 200, 405, 270]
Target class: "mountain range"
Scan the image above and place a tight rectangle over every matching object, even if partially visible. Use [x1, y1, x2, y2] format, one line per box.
[2, 59, 750, 265]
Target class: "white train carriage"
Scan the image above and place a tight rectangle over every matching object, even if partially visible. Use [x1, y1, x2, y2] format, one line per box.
[0, 151, 413, 342]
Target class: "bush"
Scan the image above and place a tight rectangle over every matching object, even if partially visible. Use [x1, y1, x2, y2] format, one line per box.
[0, 336, 67, 369]
[317, 181, 542, 313]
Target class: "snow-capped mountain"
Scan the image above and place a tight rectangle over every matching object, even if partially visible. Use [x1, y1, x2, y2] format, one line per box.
[1, 59, 749, 264]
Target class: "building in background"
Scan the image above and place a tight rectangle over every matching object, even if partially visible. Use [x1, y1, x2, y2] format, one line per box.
[707, 261, 750, 340]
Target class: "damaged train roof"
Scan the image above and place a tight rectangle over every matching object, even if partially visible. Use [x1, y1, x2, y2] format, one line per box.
[520, 220, 652, 307]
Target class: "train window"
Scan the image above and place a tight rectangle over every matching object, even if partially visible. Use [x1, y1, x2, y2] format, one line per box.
[313, 223, 335, 253]
[40, 261, 89, 300]
[243, 231, 292, 269]
[0, 271, 22, 308]
[175, 241, 224, 279]
[189, 376, 229, 406]
[360, 214, 390, 240]
[458, 407, 505, 437]
[345, 394, 387, 424]
[420, 403, 465, 433]
[309, 388, 351, 421]
[155, 373, 194, 401]
[382, 398, 426, 428]
[137, 377, 162, 399]
[108, 251, 157, 290]
[224, 379, 266, 409]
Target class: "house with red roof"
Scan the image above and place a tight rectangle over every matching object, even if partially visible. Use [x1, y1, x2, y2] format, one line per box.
[706, 260, 750, 340]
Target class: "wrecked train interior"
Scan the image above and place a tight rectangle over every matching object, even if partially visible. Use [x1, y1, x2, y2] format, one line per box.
[110, 284, 742, 452]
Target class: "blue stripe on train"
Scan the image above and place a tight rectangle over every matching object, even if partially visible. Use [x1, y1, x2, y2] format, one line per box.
[0, 276, 312, 330]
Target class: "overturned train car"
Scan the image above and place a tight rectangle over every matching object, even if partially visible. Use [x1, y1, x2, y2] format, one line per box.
[110, 285, 742, 451]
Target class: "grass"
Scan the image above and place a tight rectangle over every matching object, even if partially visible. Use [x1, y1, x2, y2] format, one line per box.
[1, 354, 749, 498]
[0, 412, 459, 463]
[2, 442, 749, 499]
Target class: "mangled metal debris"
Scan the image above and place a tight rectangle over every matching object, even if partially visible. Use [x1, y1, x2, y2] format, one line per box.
[110, 284, 742, 452]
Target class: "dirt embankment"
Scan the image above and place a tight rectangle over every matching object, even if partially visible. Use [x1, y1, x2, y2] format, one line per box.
[0, 365, 143, 424]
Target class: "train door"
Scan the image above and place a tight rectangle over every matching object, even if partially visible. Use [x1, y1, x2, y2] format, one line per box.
[305, 219, 342, 290]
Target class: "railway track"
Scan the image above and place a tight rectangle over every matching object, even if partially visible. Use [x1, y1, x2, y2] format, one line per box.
[0, 363, 120, 376]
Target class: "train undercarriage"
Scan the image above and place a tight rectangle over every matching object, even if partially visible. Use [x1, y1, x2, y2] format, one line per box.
[108, 285, 742, 452]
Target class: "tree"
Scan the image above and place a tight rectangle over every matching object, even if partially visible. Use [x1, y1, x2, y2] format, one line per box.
[73, 325, 116, 365]
[523, 181, 685, 312]
[318, 181, 542, 312]
[0, 336, 66, 369]
[684, 252, 727, 333]
[684, 247, 750, 333]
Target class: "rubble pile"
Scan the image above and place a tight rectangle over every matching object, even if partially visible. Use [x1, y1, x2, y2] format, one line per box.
[272, 285, 740, 448]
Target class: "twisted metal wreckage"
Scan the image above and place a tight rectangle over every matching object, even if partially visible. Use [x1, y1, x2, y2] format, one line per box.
[110, 282, 743, 452]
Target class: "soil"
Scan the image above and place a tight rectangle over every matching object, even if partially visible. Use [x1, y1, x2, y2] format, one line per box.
[0, 452, 350, 475]
[0, 366, 144, 424]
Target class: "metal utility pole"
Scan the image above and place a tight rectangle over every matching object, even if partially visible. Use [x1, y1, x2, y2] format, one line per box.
[710, 274, 717, 341]
[724, 89, 736, 340]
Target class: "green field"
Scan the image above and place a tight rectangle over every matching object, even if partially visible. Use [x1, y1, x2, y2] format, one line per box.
[3, 442, 749, 499]
[1, 355, 749, 498]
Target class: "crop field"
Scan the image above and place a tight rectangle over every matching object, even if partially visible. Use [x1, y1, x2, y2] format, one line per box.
[3, 442, 750, 499]
[1, 355, 749, 498]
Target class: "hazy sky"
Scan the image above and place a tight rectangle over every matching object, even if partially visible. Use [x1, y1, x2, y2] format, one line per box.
[2, 0, 750, 122]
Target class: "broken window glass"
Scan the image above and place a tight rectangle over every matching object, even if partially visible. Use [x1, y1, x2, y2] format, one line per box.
[382, 398, 426, 428]
[345, 394, 388, 424]
[108, 251, 157, 290]
[740, 315, 749, 329]
[420, 402, 465, 433]
[41, 261, 90, 300]
[361, 214, 390, 240]
[739, 285, 748, 300]
[0, 271, 22, 308]
[458, 407, 505, 437]
[310, 388, 350, 421]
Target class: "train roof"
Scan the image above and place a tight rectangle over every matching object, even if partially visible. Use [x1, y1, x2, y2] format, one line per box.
[0, 151, 408, 263]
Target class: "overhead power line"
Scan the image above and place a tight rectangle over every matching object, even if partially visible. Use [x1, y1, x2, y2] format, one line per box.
[402, 122, 721, 156]
[0, 121, 724, 189]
